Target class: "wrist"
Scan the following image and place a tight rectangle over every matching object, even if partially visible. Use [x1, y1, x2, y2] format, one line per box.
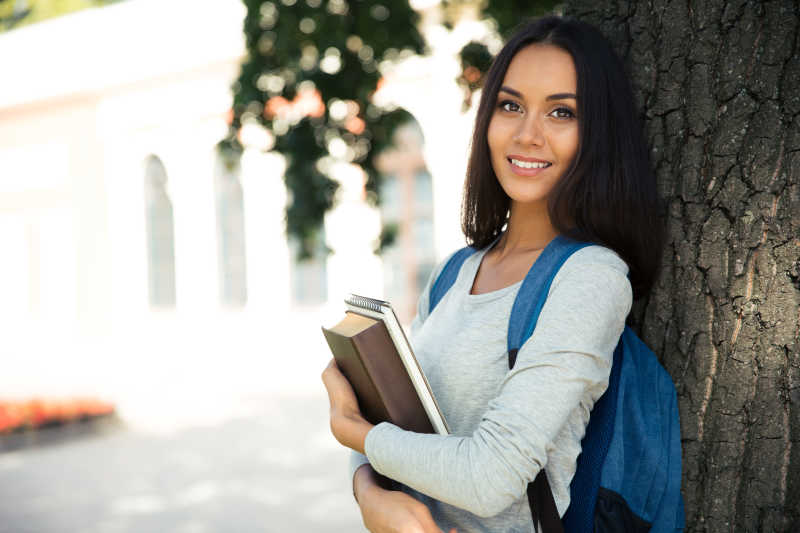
[336, 404, 368, 426]
[333, 409, 373, 454]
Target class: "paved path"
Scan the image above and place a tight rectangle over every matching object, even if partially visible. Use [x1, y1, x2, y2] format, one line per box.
[0, 392, 365, 533]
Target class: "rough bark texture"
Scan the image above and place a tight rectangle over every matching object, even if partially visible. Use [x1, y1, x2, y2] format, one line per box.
[562, 1, 800, 531]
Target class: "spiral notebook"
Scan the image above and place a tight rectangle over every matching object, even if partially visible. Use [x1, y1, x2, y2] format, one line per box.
[321, 294, 449, 435]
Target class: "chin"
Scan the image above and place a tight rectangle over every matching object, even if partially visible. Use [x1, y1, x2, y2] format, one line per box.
[500, 184, 552, 208]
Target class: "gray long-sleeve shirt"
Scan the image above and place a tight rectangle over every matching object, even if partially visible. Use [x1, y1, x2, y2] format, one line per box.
[350, 243, 632, 532]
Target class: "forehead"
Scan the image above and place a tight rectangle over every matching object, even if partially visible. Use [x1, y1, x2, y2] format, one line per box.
[502, 44, 577, 94]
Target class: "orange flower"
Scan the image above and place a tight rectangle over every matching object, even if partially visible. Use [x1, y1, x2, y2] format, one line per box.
[264, 96, 291, 119]
[263, 89, 325, 120]
[0, 403, 25, 432]
[345, 116, 366, 135]
[463, 66, 482, 84]
[0, 397, 115, 433]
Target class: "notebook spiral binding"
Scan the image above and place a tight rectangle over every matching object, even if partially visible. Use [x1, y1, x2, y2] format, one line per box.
[343, 292, 450, 435]
[345, 294, 386, 313]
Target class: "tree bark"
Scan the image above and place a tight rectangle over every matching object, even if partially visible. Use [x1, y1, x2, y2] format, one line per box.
[562, 1, 800, 531]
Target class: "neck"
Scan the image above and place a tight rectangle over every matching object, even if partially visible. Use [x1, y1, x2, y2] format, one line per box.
[496, 200, 558, 254]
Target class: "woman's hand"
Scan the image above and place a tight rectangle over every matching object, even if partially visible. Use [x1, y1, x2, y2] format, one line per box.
[325, 368, 457, 533]
[321, 358, 373, 454]
[359, 485, 457, 533]
[355, 465, 457, 533]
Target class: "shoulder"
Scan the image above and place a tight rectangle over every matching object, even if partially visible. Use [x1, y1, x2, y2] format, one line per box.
[547, 244, 632, 313]
[559, 244, 629, 277]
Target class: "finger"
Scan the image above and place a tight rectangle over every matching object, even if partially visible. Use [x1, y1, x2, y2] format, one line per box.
[321, 360, 339, 404]
[321, 359, 342, 388]
[321, 358, 335, 380]
[322, 359, 346, 384]
[321, 361, 357, 413]
[321, 363, 346, 394]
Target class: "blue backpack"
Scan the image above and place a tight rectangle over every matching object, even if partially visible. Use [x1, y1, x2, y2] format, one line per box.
[429, 235, 684, 533]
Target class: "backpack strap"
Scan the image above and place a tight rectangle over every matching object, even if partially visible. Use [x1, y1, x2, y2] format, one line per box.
[507, 235, 594, 364]
[504, 235, 594, 533]
[530, 470, 565, 533]
[428, 246, 476, 314]
[429, 236, 617, 532]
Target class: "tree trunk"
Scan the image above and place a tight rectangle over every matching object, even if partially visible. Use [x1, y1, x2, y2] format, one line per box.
[562, 1, 800, 531]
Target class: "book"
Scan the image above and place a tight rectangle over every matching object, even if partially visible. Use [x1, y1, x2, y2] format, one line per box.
[321, 294, 449, 435]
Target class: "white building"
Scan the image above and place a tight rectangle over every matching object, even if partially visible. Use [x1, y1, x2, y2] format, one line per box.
[0, 0, 475, 427]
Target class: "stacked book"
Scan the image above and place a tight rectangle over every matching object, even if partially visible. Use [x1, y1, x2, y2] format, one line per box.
[322, 294, 449, 435]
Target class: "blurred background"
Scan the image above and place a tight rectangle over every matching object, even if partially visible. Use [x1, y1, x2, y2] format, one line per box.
[0, 0, 556, 531]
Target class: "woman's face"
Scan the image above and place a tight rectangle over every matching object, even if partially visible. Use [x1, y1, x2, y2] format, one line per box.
[487, 44, 579, 210]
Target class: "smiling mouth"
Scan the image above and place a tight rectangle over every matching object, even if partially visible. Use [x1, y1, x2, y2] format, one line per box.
[508, 157, 552, 169]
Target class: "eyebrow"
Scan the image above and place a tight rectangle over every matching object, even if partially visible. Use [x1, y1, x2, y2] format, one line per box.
[498, 86, 577, 101]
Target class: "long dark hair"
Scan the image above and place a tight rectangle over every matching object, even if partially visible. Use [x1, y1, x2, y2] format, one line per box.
[462, 16, 665, 300]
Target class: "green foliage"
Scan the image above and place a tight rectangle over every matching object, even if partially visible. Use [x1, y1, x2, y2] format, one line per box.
[451, 0, 562, 108]
[275, 117, 336, 260]
[0, 0, 120, 32]
[225, 0, 561, 261]
[0, 0, 30, 29]
[374, 221, 398, 254]
[455, 40, 493, 109]
[439, 0, 561, 35]
[223, 0, 425, 259]
[483, 0, 561, 37]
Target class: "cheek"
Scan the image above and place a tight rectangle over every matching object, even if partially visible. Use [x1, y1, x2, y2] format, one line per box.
[487, 121, 509, 163]
[554, 128, 579, 163]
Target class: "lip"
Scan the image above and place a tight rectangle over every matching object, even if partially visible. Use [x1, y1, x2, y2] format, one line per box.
[507, 155, 552, 176]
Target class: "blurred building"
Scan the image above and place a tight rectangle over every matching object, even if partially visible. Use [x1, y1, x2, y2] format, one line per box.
[0, 0, 472, 409]
[0, 0, 255, 328]
[375, 121, 437, 320]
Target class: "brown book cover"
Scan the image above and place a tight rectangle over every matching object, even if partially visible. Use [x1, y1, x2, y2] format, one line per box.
[322, 311, 435, 434]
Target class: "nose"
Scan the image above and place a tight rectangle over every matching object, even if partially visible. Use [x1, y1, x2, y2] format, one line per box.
[513, 113, 545, 146]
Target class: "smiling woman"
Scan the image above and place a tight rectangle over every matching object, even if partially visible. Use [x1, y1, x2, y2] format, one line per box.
[487, 44, 579, 219]
[323, 15, 674, 533]
[462, 16, 665, 300]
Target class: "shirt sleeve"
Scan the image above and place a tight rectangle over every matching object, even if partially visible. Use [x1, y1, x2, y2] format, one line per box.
[364, 261, 632, 518]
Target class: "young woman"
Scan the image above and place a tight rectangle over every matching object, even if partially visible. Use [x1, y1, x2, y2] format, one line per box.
[322, 15, 664, 533]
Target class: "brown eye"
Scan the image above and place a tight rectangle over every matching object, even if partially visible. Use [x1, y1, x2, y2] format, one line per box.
[498, 100, 522, 113]
[550, 107, 575, 119]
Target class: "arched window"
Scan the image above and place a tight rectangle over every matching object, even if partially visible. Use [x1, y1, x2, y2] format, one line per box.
[144, 155, 176, 308]
[214, 157, 248, 307]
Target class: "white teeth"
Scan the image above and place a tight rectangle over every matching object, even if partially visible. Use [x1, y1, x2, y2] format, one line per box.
[510, 158, 550, 169]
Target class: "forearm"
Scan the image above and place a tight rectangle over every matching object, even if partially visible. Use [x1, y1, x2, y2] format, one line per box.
[364, 358, 610, 517]
[362, 261, 630, 517]
[365, 422, 528, 517]
[333, 410, 372, 454]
